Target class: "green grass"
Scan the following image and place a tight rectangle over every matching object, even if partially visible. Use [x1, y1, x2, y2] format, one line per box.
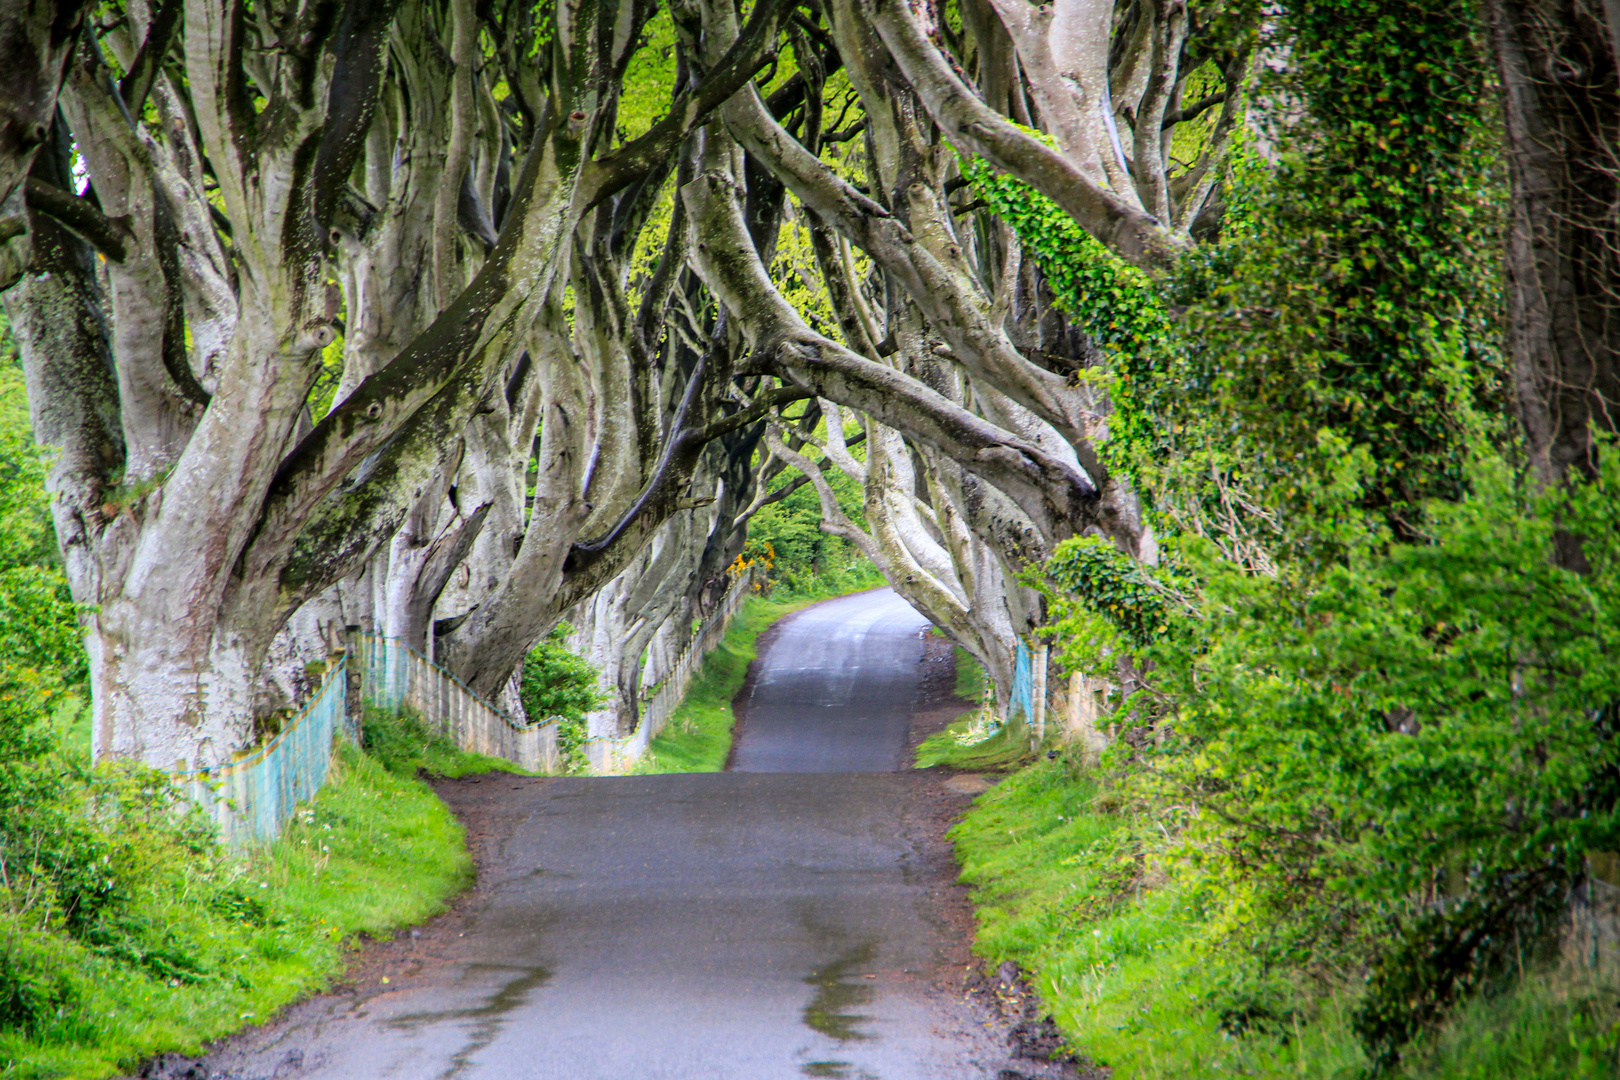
[2, 743, 474, 1080]
[913, 713, 1034, 771]
[950, 758, 1620, 1079]
[954, 645, 988, 701]
[1, 708, 519, 1079]
[912, 645, 1030, 771]
[361, 705, 534, 778]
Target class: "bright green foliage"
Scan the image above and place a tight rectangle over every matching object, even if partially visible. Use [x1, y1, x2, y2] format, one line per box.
[305, 334, 347, 422]
[519, 622, 607, 772]
[0, 344, 55, 573]
[747, 459, 883, 600]
[360, 705, 530, 779]
[958, 153, 1171, 479]
[748, 481, 830, 575]
[950, 758, 1620, 1080]
[964, 1, 1502, 544]
[0, 747, 472, 1080]
[0, 567, 84, 691]
[615, 6, 678, 144]
[1033, 453, 1620, 1069]
[1041, 538, 1183, 656]
[519, 622, 604, 722]
[1176, 0, 1504, 522]
[0, 345, 83, 712]
[966, 1, 1602, 1070]
[1177, 458, 1620, 1065]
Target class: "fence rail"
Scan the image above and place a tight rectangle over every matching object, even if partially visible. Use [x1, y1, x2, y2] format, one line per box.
[359, 633, 559, 774]
[174, 657, 352, 848]
[174, 630, 562, 846]
[586, 568, 755, 774]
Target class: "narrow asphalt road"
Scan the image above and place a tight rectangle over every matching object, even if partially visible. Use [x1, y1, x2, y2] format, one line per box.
[193, 590, 1039, 1080]
[730, 587, 929, 773]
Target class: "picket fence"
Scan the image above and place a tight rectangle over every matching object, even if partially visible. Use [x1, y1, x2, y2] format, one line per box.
[175, 633, 558, 847]
[359, 633, 559, 773]
[585, 568, 756, 774]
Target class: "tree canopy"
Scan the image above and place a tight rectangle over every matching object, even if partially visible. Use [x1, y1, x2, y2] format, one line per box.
[1, 0, 1619, 1064]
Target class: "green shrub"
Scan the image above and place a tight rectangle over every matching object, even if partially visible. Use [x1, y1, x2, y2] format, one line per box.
[1029, 451, 1620, 1067]
[0, 920, 84, 1040]
[519, 623, 606, 773]
[0, 745, 473, 1079]
[951, 755, 1620, 1079]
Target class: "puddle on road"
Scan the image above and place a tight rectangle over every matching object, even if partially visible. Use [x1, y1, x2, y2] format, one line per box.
[801, 1061, 880, 1079]
[382, 961, 551, 1080]
[801, 942, 878, 1043]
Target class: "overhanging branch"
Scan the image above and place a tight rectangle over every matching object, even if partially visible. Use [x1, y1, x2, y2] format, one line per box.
[24, 177, 131, 261]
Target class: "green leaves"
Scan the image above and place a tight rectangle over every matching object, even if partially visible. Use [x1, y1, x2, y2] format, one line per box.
[520, 622, 607, 726]
[1039, 536, 1188, 666]
[961, 0, 1503, 560]
[520, 622, 608, 773]
[1111, 451, 1620, 1061]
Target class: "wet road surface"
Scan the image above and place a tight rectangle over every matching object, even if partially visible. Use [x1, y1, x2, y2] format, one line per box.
[731, 587, 929, 773]
[198, 589, 1020, 1080]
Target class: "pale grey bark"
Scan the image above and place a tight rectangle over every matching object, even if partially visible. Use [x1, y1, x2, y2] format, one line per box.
[1, 0, 1259, 765]
[0, 0, 783, 767]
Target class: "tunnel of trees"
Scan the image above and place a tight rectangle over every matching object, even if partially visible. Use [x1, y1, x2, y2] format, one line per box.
[1, 0, 1618, 1071]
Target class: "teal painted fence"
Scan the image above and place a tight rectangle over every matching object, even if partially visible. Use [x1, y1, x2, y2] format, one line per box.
[1009, 637, 1034, 724]
[176, 634, 558, 847]
[174, 658, 352, 848]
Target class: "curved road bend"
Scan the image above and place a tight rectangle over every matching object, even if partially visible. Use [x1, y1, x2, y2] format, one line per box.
[194, 589, 1025, 1080]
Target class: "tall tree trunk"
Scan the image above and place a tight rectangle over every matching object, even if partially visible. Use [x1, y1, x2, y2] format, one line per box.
[1492, 0, 1620, 491]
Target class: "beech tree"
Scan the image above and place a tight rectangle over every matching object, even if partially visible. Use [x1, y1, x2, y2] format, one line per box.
[0, 0, 1268, 767]
[1488, 0, 1620, 497]
[676, 0, 1258, 691]
[0, 0, 782, 767]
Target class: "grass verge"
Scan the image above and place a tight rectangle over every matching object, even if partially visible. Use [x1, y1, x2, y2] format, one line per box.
[913, 714, 1034, 771]
[361, 705, 534, 778]
[913, 647, 1033, 771]
[950, 757, 1620, 1079]
[637, 590, 864, 773]
[953, 645, 988, 701]
[2, 712, 515, 1080]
